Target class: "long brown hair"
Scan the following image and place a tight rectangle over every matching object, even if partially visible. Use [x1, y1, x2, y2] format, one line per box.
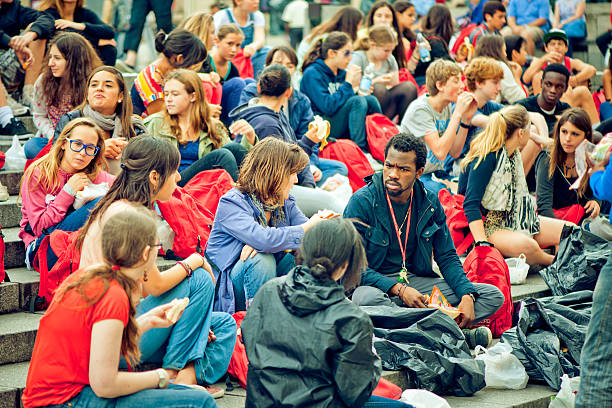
[422, 4, 454, 46]
[78, 66, 138, 141]
[57, 208, 158, 366]
[77, 136, 180, 249]
[163, 69, 224, 147]
[549, 107, 593, 197]
[302, 31, 351, 73]
[364, 0, 407, 68]
[306, 5, 363, 43]
[474, 34, 508, 64]
[41, 32, 102, 107]
[22, 117, 107, 194]
[38, 0, 85, 17]
[237, 137, 309, 205]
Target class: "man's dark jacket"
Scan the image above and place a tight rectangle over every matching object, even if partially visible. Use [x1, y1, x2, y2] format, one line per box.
[343, 172, 476, 298]
[0, 0, 54, 49]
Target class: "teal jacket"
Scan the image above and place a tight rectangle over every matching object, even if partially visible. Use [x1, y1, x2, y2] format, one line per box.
[343, 172, 476, 298]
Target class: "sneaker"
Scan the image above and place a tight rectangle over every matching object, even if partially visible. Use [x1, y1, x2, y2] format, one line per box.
[6, 93, 28, 116]
[462, 327, 492, 349]
[0, 182, 8, 202]
[115, 59, 136, 73]
[0, 117, 31, 138]
[204, 385, 224, 399]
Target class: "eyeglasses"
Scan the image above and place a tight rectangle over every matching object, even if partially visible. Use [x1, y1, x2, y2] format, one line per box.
[383, 162, 412, 174]
[343, 50, 353, 57]
[67, 139, 100, 157]
[151, 243, 163, 249]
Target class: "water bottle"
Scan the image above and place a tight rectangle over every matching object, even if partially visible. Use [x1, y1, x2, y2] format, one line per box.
[417, 33, 431, 63]
[358, 63, 375, 96]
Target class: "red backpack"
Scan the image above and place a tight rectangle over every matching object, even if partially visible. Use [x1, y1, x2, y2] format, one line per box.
[464, 243, 513, 338]
[365, 114, 400, 162]
[156, 169, 233, 258]
[451, 23, 480, 55]
[320, 139, 374, 192]
[438, 189, 474, 256]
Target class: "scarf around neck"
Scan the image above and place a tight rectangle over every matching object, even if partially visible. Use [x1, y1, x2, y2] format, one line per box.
[83, 105, 147, 140]
[248, 193, 286, 227]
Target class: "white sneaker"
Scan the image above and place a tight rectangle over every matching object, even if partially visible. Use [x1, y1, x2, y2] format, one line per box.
[6, 93, 28, 116]
[0, 182, 8, 202]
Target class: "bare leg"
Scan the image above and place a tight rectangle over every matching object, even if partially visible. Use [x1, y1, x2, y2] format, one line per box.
[124, 50, 137, 67]
[174, 361, 197, 385]
[0, 81, 8, 107]
[24, 39, 46, 86]
[533, 215, 572, 253]
[488, 228, 555, 265]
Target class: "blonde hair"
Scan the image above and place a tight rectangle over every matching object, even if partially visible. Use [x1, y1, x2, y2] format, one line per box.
[461, 105, 529, 170]
[163, 69, 225, 148]
[38, 0, 85, 17]
[425, 59, 462, 96]
[22, 118, 107, 195]
[179, 12, 215, 50]
[354, 24, 398, 51]
[464, 57, 504, 92]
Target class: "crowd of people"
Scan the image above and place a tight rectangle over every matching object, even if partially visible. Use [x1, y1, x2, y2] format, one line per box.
[1, 0, 612, 406]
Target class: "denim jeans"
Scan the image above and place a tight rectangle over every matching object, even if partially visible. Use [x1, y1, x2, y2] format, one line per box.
[24, 136, 49, 159]
[364, 396, 415, 407]
[316, 157, 348, 187]
[230, 252, 294, 310]
[136, 268, 236, 384]
[600, 101, 612, 121]
[419, 173, 448, 195]
[326, 94, 382, 151]
[123, 0, 173, 52]
[251, 46, 271, 79]
[44, 383, 216, 408]
[178, 143, 246, 185]
[221, 77, 255, 125]
[575, 252, 612, 408]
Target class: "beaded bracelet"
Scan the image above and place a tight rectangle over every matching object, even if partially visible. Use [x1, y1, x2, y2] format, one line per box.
[176, 261, 193, 278]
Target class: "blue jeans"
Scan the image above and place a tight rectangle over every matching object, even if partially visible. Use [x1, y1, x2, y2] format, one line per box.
[230, 252, 294, 310]
[221, 77, 255, 125]
[316, 157, 349, 187]
[575, 252, 612, 407]
[419, 173, 448, 195]
[364, 396, 415, 407]
[136, 268, 236, 384]
[326, 95, 382, 151]
[45, 383, 215, 408]
[251, 46, 271, 79]
[24, 136, 49, 159]
[600, 101, 612, 121]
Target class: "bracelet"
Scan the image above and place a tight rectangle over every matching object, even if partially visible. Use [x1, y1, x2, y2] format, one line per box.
[459, 121, 470, 129]
[469, 293, 477, 303]
[176, 261, 193, 278]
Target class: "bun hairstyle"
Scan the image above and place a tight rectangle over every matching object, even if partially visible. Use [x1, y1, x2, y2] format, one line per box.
[298, 218, 367, 291]
[355, 24, 398, 51]
[302, 31, 351, 72]
[154, 29, 207, 68]
[258, 64, 292, 97]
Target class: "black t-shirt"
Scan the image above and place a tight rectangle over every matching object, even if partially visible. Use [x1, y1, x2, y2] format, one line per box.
[516, 95, 570, 134]
[379, 199, 418, 275]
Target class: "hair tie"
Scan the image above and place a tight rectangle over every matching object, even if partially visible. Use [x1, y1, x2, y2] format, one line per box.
[321, 33, 328, 44]
[111, 265, 121, 271]
[120, 163, 127, 170]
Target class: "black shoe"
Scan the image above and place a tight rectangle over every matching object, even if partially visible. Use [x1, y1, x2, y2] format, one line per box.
[0, 117, 30, 137]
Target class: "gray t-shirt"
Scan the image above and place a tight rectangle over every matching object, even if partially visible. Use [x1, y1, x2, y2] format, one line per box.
[400, 95, 453, 174]
[350, 50, 399, 78]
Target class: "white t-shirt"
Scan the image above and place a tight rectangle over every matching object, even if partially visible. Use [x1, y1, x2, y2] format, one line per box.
[400, 95, 453, 174]
[282, 0, 308, 28]
[350, 50, 399, 77]
[213, 8, 265, 31]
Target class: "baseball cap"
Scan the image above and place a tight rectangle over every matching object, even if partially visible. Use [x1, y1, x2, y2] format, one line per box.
[544, 29, 568, 45]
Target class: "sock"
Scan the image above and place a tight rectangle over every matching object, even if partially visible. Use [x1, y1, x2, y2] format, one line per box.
[0, 106, 13, 127]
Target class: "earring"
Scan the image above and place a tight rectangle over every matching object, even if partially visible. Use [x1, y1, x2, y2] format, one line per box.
[143, 269, 148, 281]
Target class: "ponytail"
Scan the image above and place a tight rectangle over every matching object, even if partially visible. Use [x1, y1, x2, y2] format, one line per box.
[308, 257, 337, 280]
[154, 28, 207, 68]
[302, 31, 351, 73]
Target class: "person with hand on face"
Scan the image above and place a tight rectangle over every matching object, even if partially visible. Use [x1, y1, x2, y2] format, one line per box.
[19, 118, 114, 269]
[78, 136, 237, 398]
[301, 31, 382, 152]
[53, 66, 147, 175]
[345, 133, 504, 349]
[400, 59, 478, 194]
[145, 68, 254, 183]
[206, 138, 335, 313]
[22, 209, 218, 408]
[535, 107, 600, 223]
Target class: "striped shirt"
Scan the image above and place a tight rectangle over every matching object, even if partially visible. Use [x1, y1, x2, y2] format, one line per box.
[134, 63, 164, 117]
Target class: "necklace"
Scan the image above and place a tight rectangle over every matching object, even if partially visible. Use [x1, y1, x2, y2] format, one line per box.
[385, 192, 413, 284]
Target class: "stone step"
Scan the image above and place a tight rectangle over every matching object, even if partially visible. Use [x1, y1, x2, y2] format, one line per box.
[2, 268, 40, 313]
[0, 362, 28, 408]
[0, 171, 24, 196]
[0, 197, 21, 229]
[3, 228, 25, 270]
[0, 313, 42, 366]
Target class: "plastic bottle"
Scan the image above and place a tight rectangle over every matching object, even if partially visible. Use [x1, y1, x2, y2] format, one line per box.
[417, 33, 431, 63]
[358, 63, 375, 96]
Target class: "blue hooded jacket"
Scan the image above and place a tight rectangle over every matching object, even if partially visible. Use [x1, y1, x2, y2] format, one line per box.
[300, 59, 355, 117]
[590, 160, 612, 225]
[229, 101, 316, 187]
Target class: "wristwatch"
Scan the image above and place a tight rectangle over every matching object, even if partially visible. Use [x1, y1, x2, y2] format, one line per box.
[468, 292, 478, 303]
[156, 368, 169, 389]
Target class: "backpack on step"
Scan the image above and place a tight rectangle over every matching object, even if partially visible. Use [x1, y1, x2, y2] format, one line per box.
[464, 243, 513, 338]
[365, 114, 400, 162]
[320, 139, 374, 192]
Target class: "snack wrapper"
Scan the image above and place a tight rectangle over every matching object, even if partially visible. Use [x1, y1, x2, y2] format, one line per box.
[74, 182, 110, 209]
[426, 286, 462, 320]
[571, 135, 612, 190]
[308, 115, 330, 151]
[591, 133, 612, 163]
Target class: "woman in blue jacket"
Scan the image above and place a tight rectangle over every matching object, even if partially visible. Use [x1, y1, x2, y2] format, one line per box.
[300, 31, 381, 152]
[206, 138, 331, 313]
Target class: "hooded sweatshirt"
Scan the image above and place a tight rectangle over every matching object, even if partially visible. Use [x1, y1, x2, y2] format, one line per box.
[300, 59, 355, 117]
[229, 100, 316, 187]
[241, 266, 381, 408]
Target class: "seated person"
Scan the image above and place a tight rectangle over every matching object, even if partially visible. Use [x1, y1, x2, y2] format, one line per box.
[300, 31, 381, 152]
[500, 0, 550, 55]
[212, 0, 270, 78]
[469, 1, 507, 45]
[78, 136, 236, 397]
[209, 23, 254, 125]
[352, 24, 417, 121]
[145, 68, 254, 183]
[0, 0, 53, 107]
[131, 29, 207, 118]
[54, 66, 147, 175]
[585, 141, 612, 239]
[205, 138, 330, 313]
[400, 59, 477, 194]
[22, 210, 218, 408]
[344, 133, 504, 348]
[19, 118, 114, 269]
[240, 46, 348, 187]
[504, 35, 530, 86]
[27, 32, 102, 159]
[523, 29, 598, 124]
[38, 0, 118, 65]
[553, 0, 586, 55]
[230, 64, 345, 215]
[242, 218, 414, 408]
[458, 105, 571, 266]
[600, 52, 612, 121]
[535, 107, 600, 222]
[412, 4, 454, 85]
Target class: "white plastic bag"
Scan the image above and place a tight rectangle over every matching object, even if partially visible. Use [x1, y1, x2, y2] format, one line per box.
[549, 374, 580, 408]
[4, 135, 26, 170]
[474, 342, 529, 390]
[320, 174, 352, 206]
[506, 253, 529, 285]
[400, 389, 450, 408]
[73, 182, 110, 209]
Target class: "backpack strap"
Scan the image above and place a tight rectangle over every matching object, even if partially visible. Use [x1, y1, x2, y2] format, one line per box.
[225, 8, 235, 23]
